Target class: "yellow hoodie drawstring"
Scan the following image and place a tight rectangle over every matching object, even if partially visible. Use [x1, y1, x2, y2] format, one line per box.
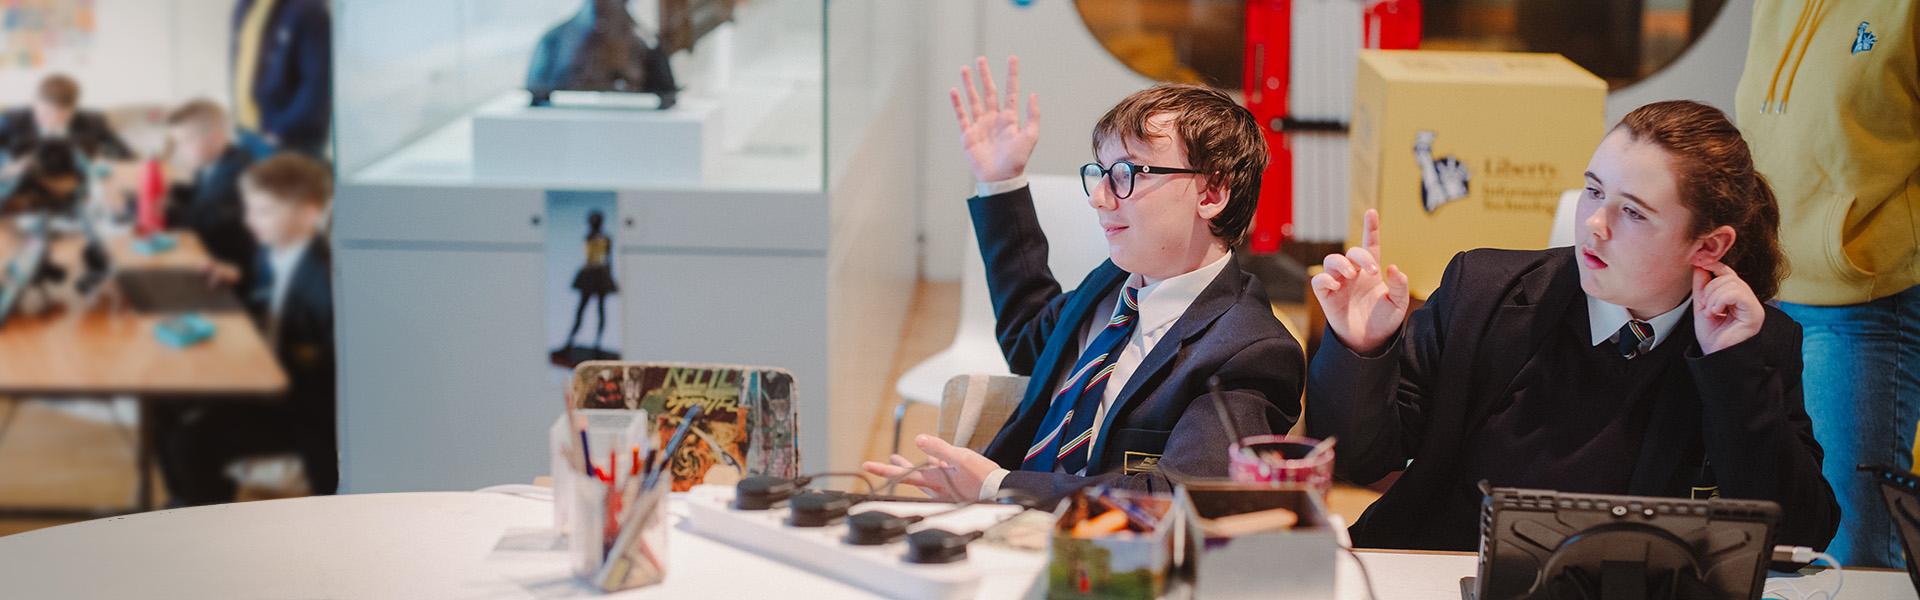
[1777, 0, 1832, 113]
[1763, 0, 1829, 114]
[1762, 0, 1815, 113]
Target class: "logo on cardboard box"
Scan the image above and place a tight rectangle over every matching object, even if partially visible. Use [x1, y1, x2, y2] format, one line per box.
[1413, 130, 1565, 216]
[1414, 130, 1470, 213]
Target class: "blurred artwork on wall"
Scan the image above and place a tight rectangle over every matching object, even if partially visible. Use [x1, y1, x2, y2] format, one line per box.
[0, 0, 97, 69]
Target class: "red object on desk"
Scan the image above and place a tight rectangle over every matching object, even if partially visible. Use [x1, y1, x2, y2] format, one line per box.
[136, 159, 167, 236]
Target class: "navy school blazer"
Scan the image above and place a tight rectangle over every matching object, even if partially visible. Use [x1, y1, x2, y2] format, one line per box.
[968, 185, 1305, 502]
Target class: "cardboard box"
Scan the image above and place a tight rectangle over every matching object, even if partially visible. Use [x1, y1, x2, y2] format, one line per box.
[1177, 482, 1339, 599]
[1349, 50, 1606, 298]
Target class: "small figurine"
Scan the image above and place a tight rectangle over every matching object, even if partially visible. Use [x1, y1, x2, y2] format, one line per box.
[553, 209, 619, 368]
[526, 0, 680, 109]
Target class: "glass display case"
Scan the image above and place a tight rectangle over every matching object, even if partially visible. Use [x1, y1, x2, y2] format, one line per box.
[335, 0, 827, 191]
[330, 0, 922, 493]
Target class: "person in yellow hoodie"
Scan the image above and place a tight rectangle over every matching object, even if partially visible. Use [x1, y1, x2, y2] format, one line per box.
[1735, 1, 1919, 568]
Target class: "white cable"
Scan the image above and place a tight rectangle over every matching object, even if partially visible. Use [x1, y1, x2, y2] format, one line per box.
[1762, 550, 1843, 600]
[475, 484, 554, 501]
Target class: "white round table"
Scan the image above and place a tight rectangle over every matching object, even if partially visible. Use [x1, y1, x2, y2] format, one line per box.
[0, 491, 1907, 599]
[0, 491, 894, 599]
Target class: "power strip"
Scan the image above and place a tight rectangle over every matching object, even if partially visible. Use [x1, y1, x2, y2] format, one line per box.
[682, 484, 1045, 600]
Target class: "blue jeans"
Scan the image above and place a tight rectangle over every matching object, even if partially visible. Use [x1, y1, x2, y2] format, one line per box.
[1780, 284, 1920, 568]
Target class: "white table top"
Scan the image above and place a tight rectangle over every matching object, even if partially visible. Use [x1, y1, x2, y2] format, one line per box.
[0, 491, 1906, 600]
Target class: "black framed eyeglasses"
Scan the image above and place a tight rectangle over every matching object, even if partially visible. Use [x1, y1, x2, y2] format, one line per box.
[1079, 161, 1204, 200]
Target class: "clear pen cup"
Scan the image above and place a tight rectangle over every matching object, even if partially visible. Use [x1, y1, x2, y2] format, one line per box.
[565, 467, 669, 591]
[550, 409, 650, 531]
[1226, 435, 1335, 497]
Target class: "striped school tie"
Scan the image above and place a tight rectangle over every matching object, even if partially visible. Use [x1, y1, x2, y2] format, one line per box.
[1022, 286, 1141, 475]
[1616, 319, 1655, 359]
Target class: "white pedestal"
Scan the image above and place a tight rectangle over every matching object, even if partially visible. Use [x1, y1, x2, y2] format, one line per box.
[472, 92, 720, 187]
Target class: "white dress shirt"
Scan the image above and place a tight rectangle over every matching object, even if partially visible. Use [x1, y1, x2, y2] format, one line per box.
[975, 175, 1030, 198]
[264, 239, 310, 343]
[1585, 294, 1691, 351]
[977, 248, 1233, 498]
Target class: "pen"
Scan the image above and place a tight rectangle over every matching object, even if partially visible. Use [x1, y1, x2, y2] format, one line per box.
[564, 385, 599, 478]
[644, 404, 704, 491]
[1096, 489, 1159, 531]
[1207, 376, 1253, 460]
[578, 423, 599, 479]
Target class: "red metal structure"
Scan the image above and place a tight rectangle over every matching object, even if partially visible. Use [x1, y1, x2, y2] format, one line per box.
[1243, 0, 1419, 254]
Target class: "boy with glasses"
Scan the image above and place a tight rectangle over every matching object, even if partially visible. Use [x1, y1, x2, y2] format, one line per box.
[865, 57, 1303, 502]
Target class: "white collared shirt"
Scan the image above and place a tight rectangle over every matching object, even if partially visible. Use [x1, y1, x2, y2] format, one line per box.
[265, 239, 310, 342]
[1586, 294, 1690, 352]
[978, 248, 1233, 498]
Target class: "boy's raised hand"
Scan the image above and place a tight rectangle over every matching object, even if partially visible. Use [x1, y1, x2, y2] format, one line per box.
[1310, 209, 1411, 355]
[952, 56, 1040, 184]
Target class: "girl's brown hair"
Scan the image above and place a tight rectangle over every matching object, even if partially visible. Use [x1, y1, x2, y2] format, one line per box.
[1614, 100, 1788, 301]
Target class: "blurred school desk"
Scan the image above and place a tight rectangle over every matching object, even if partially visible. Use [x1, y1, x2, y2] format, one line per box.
[0, 491, 1903, 599]
[0, 229, 287, 516]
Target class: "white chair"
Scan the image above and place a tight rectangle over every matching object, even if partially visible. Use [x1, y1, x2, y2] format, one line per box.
[228, 454, 310, 499]
[891, 175, 1108, 452]
[1549, 188, 1582, 248]
[936, 373, 1030, 452]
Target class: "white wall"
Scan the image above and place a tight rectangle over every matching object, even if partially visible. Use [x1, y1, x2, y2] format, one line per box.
[0, 0, 232, 117]
[917, 0, 1154, 283]
[826, 0, 921, 471]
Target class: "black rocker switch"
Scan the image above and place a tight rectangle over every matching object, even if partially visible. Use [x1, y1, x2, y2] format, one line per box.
[905, 529, 977, 564]
[786, 492, 852, 527]
[845, 511, 918, 545]
[734, 475, 798, 511]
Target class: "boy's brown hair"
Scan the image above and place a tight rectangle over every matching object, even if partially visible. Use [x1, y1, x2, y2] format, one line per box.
[37, 74, 80, 109]
[1092, 83, 1268, 247]
[166, 99, 228, 130]
[244, 153, 333, 209]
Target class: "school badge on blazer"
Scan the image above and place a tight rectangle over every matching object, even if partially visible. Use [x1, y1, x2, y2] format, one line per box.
[1691, 460, 1720, 500]
[1123, 451, 1162, 475]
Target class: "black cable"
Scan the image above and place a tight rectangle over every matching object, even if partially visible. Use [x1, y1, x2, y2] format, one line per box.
[879, 462, 931, 496]
[794, 471, 876, 494]
[877, 459, 970, 501]
[916, 487, 1041, 520]
[1343, 546, 1380, 600]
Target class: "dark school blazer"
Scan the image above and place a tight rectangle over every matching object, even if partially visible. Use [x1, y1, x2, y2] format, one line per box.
[1307, 246, 1839, 551]
[969, 185, 1305, 502]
